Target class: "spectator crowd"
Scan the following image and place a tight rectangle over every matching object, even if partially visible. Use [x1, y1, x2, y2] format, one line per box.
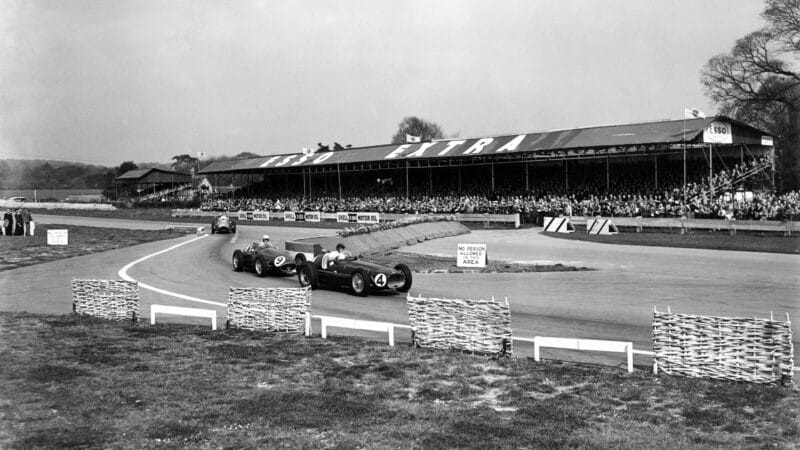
[200, 155, 799, 222]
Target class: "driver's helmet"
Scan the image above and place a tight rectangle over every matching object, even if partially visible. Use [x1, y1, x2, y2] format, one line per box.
[336, 243, 345, 251]
[262, 234, 270, 243]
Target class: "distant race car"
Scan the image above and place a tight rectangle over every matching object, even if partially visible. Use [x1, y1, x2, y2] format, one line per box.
[296, 250, 412, 296]
[211, 214, 237, 234]
[232, 243, 297, 276]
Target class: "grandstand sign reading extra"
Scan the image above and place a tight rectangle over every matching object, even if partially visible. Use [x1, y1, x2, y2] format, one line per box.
[47, 229, 69, 246]
[457, 243, 487, 268]
[703, 121, 733, 144]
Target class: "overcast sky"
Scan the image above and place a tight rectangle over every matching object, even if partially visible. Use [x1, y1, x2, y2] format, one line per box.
[0, 0, 765, 166]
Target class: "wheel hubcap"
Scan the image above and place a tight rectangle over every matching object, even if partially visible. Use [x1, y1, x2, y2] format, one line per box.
[352, 275, 364, 291]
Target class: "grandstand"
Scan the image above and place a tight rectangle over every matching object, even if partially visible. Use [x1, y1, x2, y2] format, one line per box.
[196, 117, 797, 222]
[114, 168, 193, 203]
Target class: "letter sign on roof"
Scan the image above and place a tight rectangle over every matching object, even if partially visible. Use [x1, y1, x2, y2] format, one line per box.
[462, 138, 494, 155]
[406, 142, 436, 158]
[495, 135, 526, 153]
[385, 144, 411, 159]
[437, 140, 466, 156]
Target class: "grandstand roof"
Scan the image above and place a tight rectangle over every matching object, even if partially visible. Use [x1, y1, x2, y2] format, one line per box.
[199, 116, 773, 174]
[115, 168, 191, 184]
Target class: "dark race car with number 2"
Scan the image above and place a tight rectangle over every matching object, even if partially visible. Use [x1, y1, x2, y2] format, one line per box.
[232, 243, 297, 276]
[296, 250, 412, 296]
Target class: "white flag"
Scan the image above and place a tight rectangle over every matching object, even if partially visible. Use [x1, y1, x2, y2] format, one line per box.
[406, 134, 421, 143]
[197, 151, 206, 159]
[684, 107, 706, 119]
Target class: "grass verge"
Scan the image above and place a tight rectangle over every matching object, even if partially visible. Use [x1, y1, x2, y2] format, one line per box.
[0, 312, 797, 449]
[544, 230, 800, 254]
[0, 224, 194, 271]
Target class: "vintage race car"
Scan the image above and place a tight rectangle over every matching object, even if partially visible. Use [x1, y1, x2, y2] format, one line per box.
[232, 243, 297, 276]
[296, 250, 412, 296]
[211, 214, 237, 234]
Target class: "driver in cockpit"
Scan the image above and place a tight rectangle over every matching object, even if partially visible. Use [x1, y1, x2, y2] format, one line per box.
[322, 243, 347, 268]
[256, 234, 275, 249]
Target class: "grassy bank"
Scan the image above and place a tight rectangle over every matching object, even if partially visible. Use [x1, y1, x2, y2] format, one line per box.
[0, 312, 797, 449]
[369, 251, 591, 273]
[0, 224, 193, 271]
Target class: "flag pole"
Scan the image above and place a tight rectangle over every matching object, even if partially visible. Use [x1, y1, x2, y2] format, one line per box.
[682, 112, 687, 207]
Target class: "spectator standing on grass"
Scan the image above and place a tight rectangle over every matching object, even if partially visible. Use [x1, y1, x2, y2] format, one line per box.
[1, 208, 9, 236]
[21, 209, 32, 236]
[13, 209, 24, 236]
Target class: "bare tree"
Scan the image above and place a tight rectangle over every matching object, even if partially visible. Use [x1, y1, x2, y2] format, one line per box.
[390, 117, 445, 144]
[701, 0, 800, 190]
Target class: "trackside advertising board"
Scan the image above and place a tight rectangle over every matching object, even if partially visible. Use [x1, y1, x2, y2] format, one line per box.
[457, 243, 487, 267]
[336, 212, 381, 224]
[237, 210, 270, 221]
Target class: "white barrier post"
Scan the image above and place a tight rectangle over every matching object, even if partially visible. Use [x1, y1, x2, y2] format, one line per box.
[150, 304, 217, 330]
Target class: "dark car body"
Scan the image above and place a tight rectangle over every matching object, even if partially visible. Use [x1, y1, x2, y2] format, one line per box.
[297, 250, 412, 296]
[211, 214, 236, 234]
[232, 244, 297, 276]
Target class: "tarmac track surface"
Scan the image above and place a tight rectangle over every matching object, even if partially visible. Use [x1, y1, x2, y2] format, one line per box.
[5, 215, 799, 369]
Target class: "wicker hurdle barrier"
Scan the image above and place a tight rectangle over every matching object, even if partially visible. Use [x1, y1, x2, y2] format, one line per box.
[653, 308, 794, 385]
[407, 294, 512, 355]
[227, 286, 311, 333]
[71, 279, 140, 322]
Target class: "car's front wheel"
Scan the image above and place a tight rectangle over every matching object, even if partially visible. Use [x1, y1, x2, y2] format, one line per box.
[232, 251, 244, 272]
[351, 269, 370, 297]
[254, 257, 267, 277]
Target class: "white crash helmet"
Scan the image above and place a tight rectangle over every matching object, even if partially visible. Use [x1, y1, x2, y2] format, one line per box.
[262, 234, 270, 242]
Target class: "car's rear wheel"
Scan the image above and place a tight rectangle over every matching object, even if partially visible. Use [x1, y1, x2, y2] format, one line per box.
[394, 263, 413, 293]
[297, 263, 318, 289]
[351, 269, 370, 297]
[254, 257, 267, 277]
[232, 251, 244, 272]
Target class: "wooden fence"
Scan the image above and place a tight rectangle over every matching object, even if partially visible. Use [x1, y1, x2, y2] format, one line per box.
[71, 279, 140, 322]
[653, 309, 793, 385]
[407, 294, 512, 355]
[227, 287, 311, 333]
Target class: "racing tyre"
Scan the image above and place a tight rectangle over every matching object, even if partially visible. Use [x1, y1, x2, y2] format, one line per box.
[351, 269, 370, 297]
[232, 250, 244, 272]
[297, 263, 319, 289]
[254, 257, 268, 277]
[394, 263, 413, 293]
[231, 223, 237, 233]
[295, 253, 307, 266]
